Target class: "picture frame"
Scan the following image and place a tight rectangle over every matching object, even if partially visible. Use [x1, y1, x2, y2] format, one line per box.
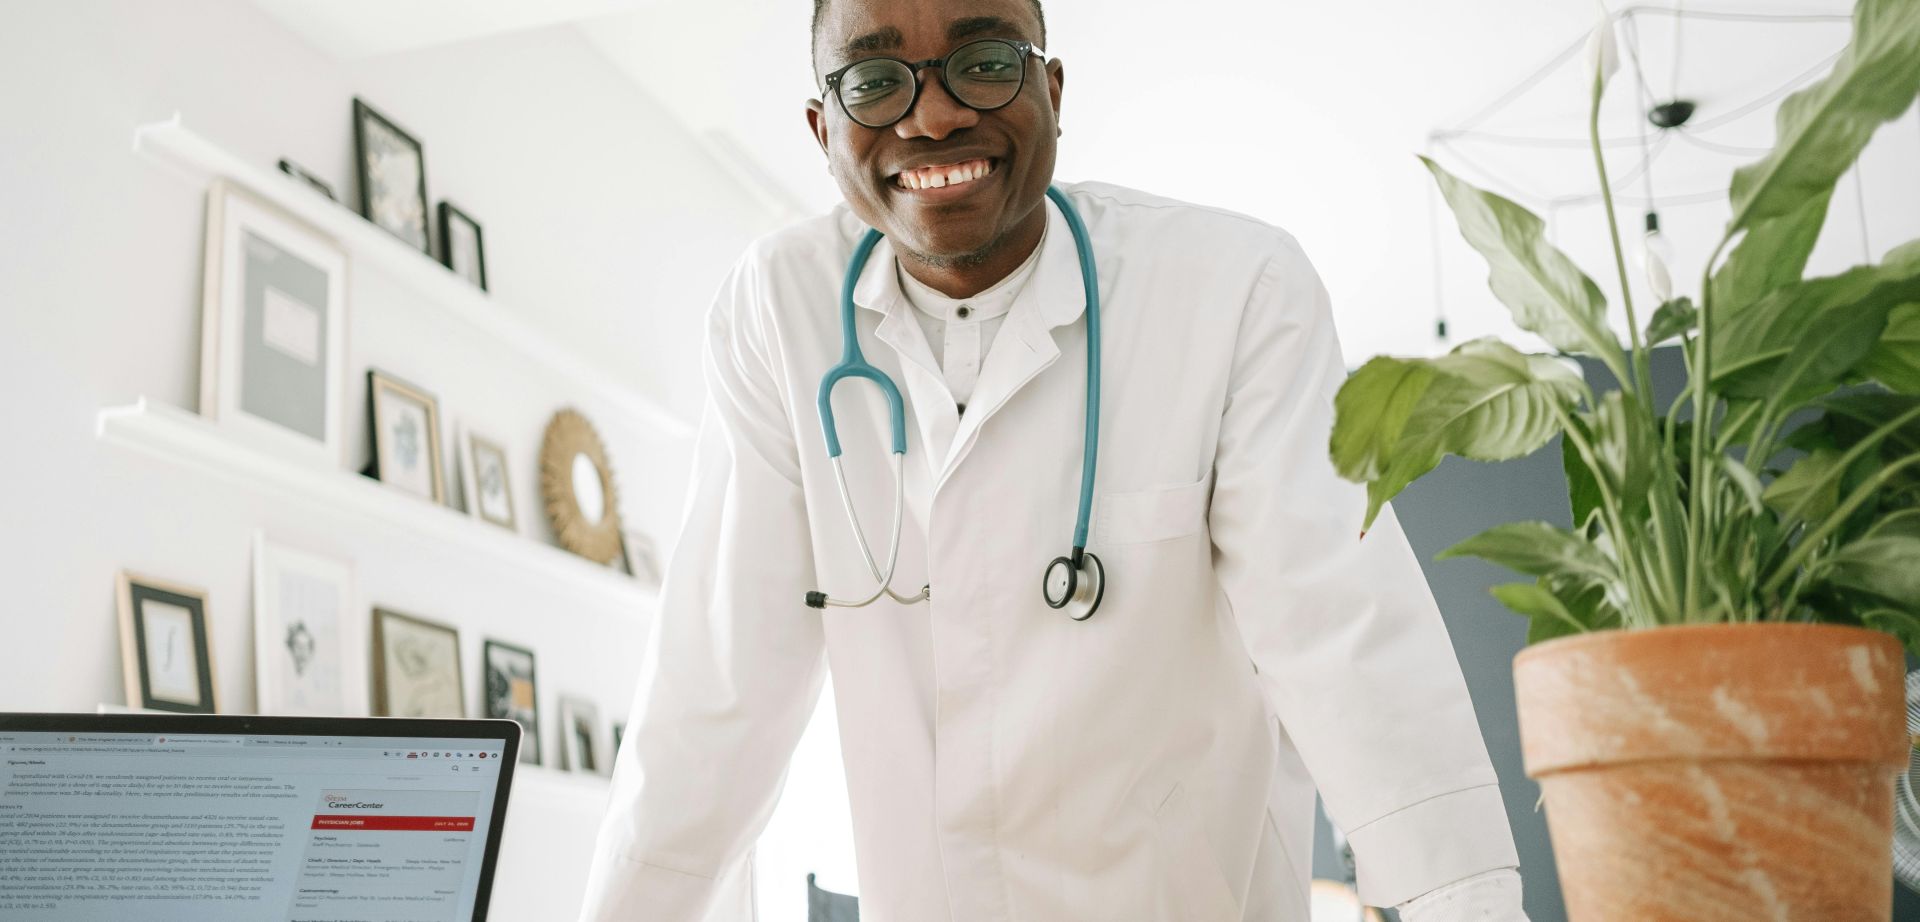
[482, 640, 540, 765]
[438, 201, 487, 291]
[252, 534, 364, 716]
[459, 425, 518, 531]
[371, 608, 465, 719]
[539, 409, 624, 564]
[116, 573, 218, 714]
[199, 178, 349, 468]
[367, 369, 446, 503]
[352, 98, 430, 253]
[557, 696, 605, 775]
[621, 529, 661, 589]
[276, 158, 337, 202]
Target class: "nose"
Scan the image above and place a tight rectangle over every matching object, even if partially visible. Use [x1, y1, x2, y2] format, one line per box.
[894, 68, 979, 141]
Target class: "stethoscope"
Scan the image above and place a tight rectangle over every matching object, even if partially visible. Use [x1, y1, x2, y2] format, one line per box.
[804, 186, 1105, 621]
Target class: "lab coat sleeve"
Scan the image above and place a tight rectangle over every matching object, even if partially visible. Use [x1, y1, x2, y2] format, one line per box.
[578, 255, 828, 921]
[1206, 236, 1520, 908]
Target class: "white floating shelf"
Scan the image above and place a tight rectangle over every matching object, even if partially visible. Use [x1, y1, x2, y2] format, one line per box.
[98, 397, 659, 616]
[131, 114, 695, 442]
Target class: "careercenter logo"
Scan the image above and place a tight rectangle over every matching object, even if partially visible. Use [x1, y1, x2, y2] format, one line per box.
[321, 792, 385, 810]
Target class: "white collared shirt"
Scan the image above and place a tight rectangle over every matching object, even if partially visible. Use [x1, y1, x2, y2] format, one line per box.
[896, 223, 1045, 411]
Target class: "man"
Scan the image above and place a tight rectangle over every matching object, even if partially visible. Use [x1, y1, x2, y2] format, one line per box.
[581, 0, 1528, 919]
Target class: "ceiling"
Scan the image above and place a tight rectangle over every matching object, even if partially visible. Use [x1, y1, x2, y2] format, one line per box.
[257, 0, 1903, 363]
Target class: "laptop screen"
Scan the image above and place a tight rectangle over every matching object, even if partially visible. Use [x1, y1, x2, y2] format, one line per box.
[0, 715, 519, 922]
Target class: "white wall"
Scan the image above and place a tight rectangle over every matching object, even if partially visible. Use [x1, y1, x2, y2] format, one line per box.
[0, 2, 853, 919]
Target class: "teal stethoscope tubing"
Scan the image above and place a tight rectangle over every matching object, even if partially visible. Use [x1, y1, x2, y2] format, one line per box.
[809, 185, 1102, 615]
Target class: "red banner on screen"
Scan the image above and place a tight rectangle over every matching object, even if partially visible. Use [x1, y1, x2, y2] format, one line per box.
[311, 814, 475, 831]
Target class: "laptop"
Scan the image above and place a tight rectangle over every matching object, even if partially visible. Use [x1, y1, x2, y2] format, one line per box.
[0, 713, 521, 922]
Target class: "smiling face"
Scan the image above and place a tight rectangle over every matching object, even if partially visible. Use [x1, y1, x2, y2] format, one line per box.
[808, 0, 1063, 280]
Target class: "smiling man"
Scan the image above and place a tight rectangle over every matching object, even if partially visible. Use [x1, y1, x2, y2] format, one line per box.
[579, 1, 1528, 920]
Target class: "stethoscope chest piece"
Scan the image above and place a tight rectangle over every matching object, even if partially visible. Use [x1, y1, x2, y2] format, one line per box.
[1043, 552, 1105, 621]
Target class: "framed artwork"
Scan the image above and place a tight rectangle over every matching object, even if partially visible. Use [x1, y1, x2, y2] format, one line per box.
[482, 641, 540, 765]
[459, 426, 518, 531]
[367, 369, 446, 503]
[621, 530, 661, 589]
[198, 178, 349, 468]
[558, 696, 604, 775]
[539, 409, 623, 564]
[352, 98, 429, 253]
[438, 202, 487, 291]
[252, 534, 364, 716]
[116, 573, 217, 714]
[276, 158, 337, 201]
[372, 608, 464, 718]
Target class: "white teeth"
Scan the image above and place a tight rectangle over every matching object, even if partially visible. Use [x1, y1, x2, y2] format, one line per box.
[898, 159, 993, 191]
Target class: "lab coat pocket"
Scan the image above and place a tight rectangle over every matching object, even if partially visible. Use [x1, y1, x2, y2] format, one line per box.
[1153, 783, 1241, 922]
[1094, 478, 1211, 546]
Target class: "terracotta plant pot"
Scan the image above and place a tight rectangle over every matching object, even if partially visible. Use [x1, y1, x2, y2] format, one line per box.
[1514, 623, 1907, 921]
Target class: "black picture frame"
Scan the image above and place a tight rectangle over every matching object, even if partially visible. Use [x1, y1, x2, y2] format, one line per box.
[438, 201, 488, 291]
[351, 98, 430, 254]
[481, 640, 540, 765]
[116, 573, 218, 714]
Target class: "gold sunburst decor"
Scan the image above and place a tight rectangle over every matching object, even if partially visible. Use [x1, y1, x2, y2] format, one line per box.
[539, 408, 623, 564]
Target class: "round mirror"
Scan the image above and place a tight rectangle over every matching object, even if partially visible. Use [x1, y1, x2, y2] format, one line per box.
[571, 453, 605, 526]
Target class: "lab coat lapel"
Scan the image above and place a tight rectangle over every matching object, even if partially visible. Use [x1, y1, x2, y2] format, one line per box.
[852, 237, 963, 470]
[936, 198, 1088, 486]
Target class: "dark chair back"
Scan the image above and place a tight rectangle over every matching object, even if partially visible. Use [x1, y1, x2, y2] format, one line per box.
[806, 872, 859, 922]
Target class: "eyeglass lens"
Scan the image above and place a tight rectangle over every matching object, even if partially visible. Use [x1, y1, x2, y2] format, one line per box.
[839, 40, 1026, 128]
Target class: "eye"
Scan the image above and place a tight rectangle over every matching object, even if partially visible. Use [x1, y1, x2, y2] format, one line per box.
[962, 60, 1013, 76]
[848, 76, 902, 95]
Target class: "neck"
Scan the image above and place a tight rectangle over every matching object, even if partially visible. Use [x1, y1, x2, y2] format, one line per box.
[898, 205, 1047, 299]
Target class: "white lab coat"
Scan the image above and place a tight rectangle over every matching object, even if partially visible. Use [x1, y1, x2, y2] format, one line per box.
[581, 183, 1519, 921]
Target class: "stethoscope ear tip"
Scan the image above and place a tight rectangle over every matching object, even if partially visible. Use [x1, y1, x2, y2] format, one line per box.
[805, 591, 828, 609]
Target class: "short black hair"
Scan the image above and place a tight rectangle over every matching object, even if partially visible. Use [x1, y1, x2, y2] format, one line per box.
[811, 0, 1047, 67]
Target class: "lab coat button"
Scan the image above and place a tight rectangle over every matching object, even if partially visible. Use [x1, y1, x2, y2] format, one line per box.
[956, 305, 972, 319]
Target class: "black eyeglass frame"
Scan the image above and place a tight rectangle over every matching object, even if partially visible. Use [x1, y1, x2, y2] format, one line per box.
[822, 39, 1046, 128]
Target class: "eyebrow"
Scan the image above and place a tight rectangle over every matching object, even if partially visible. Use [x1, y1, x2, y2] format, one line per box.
[947, 16, 1025, 43]
[841, 26, 904, 59]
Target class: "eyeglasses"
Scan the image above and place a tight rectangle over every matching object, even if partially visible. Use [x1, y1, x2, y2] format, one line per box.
[823, 39, 1043, 129]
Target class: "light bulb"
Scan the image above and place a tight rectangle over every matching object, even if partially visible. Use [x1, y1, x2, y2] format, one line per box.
[1639, 211, 1675, 304]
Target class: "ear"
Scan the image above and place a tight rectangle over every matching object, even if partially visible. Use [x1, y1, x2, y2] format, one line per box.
[1044, 59, 1065, 135]
[805, 98, 831, 158]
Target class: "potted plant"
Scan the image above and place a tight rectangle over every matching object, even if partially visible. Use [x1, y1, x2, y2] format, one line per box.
[1329, 2, 1919, 918]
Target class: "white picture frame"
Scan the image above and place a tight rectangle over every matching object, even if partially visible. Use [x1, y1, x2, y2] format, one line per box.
[199, 178, 349, 469]
[251, 534, 365, 716]
[458, 425, 518, 532]
[557, 696, 606, 776]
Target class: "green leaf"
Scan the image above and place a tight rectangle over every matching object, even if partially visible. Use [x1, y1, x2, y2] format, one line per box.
[1861, 608, 1920, 659]
[1820, 392, 1920, 493]
[1420, 156, 1620, 361]
[1763, 448, 1845, 522]
[1823, 535, 1920, 611]
[1644, 297, 1698, 346]
[1725, 0, 1920, 236]
[1441, 521, 1619, 585]
[1859, 304, 1920, 393]
[1490, 582, 1586, 644]
[1720, 455, 1766, 517]
[1709, 193, 1832, 316]
[1710, 244, 1920, 402]
[1562, 417, 1603, 532]
[1589, 392, 1658, 518]
[1865, 508, 1920, 541]
[1331, 339, 1585, 528]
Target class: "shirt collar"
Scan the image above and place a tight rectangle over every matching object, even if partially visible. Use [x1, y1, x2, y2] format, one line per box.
[850, 192, 1088, 331]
